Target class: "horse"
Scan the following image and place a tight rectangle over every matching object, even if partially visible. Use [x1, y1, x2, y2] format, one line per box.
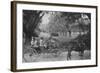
[67, 40, 86, 60]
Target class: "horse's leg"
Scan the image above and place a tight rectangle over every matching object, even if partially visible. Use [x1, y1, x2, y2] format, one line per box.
[67, 50, 71, 60]
[67, 53, 71, 60]
[67, 52, 69, 60]
[79, 50, 82, 56]
[82, 50, 84, 56]
[69, 51, 71, 60]
[79, 50, 84, 59]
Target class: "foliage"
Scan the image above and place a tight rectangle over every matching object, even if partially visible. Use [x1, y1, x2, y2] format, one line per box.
[23, 10, 44, 39]
[23, 10, 91, 47]
[48, 12, 90, 36]
[69, 32, 91, 51]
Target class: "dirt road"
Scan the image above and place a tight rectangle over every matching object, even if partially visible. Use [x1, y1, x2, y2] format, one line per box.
[23, 50, 90, 63]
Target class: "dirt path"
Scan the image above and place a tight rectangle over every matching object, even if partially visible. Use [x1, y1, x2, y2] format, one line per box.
[23, 50, 90, 63]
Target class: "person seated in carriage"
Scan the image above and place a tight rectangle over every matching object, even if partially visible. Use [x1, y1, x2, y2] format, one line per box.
[39, 37, 48, 52]
[31, 36, 35, 47]
[30, 37, 41, 54]
[31, 37, 38, 48]
[30, 37, 38, 56]
[39, 37, 44, 47]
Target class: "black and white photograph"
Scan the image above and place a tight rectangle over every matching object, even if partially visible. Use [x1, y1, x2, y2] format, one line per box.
[23, 10, 91, 62]
[11, 1, 97, 71]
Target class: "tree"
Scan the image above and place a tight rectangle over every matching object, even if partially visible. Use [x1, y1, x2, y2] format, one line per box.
[61, 12, 91, 36]
[78, 14, 91, 34]
[60, 12, 81, 36]
[23, 10, 44, 42]
[48, 12, 68, 34]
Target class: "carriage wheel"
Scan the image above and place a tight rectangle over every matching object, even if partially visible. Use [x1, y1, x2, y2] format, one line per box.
[51, 49, 61, 57]
[23, 48, 39, 62]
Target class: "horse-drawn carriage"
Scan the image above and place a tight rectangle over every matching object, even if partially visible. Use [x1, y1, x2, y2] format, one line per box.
[23, 37, 61, 62]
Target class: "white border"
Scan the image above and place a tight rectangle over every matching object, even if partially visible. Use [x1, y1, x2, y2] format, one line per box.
[17, 3, 96, 69]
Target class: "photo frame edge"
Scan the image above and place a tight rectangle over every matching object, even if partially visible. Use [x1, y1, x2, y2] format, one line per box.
[11, 1, 98, 72]
[11, 1, 17, 72]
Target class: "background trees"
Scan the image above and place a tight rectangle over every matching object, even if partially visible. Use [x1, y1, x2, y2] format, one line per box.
[23, 10, 91, 51]
[23, 10, 44, 41]
[45, 12, 90, 36]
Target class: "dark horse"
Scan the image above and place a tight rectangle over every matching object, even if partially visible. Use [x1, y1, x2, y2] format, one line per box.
[67, 40, 86, 60]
